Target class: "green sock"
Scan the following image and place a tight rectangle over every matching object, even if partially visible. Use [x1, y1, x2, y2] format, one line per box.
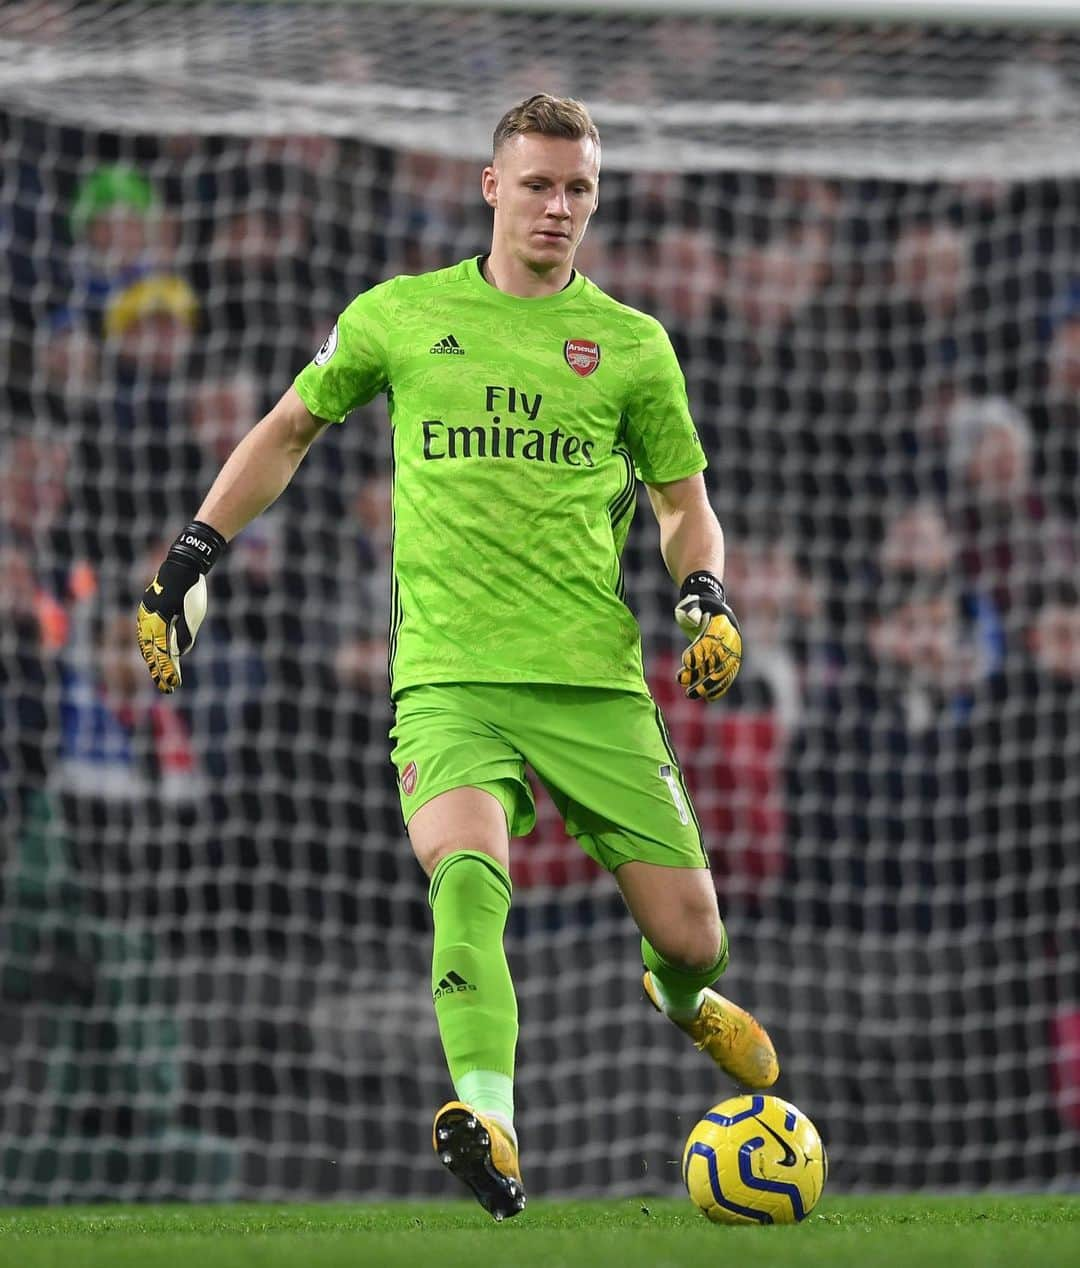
[429, 851, 517, 1128]
[642, 926, 729, 1018]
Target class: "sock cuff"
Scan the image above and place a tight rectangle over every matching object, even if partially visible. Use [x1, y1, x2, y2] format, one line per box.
[428, 849, 513, 909]
[641, 927, 729, 993]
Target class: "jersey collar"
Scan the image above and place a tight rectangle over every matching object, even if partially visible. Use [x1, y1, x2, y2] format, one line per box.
[470, 255, 586, 308]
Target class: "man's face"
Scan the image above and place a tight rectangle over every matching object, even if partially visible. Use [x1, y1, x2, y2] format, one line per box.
[483, 133, 599, 273]
[1031, 603, 1080, 681]
[88, 207, 153, 270]
[118, 312, 193, 377]
[871, 595, 956, 678]
[967, 422, 1029, 501]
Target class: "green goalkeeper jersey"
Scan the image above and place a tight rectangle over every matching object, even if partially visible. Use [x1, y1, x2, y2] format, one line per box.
[293, 256, 706, 698]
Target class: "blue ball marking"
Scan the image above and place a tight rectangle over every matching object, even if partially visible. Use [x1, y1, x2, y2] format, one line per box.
[737, 1136, 807, 1222]
[701, 1095, 766, 1129]
[685, 1141, 771, 1224]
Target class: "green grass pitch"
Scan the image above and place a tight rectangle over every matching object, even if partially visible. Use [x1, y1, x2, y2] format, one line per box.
[1, 1196, 1077, 1268]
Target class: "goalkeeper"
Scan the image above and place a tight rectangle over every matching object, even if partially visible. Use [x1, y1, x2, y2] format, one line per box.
[137, 93, 777, 1221]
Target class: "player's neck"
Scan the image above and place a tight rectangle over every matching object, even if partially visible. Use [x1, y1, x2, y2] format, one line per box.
[482, 248, 575, 299]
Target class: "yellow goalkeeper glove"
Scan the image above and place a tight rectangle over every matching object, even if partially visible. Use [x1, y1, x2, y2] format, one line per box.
[136, 520, 226, 693]
[674, 570, 743, 701]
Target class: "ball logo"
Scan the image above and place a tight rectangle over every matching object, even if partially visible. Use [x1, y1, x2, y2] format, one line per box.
[400, 761, 418, 795]
[314, 323, 338, 366]
[564, 339, 600, 377]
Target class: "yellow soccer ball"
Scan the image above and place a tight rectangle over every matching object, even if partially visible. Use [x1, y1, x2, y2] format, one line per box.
[683, 1094, 827, 1225]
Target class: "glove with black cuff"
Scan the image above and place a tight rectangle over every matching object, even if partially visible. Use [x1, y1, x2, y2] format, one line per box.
[136, 520, 226, 693]
[674, 570, 743, 701]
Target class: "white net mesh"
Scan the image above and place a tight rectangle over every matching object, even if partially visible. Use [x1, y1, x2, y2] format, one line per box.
[1, 0, 1079, 1201]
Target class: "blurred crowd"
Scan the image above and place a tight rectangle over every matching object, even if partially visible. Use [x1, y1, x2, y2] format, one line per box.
[1, 100, 1079, 1190]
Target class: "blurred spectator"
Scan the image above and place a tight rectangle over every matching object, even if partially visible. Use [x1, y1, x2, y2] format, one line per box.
[893, 220, 970, 324]
[646, 16, 722, 98]
[0, 430, 95, 612]
[0, 1, 70, 41]
[598, 59, 661, 106]
[978, 580, 1080, 1138]
[76, 273, 203, 547]
[32, 307, 101, 415]
[333, 472, 394, 696]
[198, 156, 319, 377]
[0, 544, 59, 842]
[1032, 307, 1080, 520]
[639, 227, 723, 336]
[721, 222, 832, 338]
[0, 430, 71, 560]
[189, 368, 263, 469]
[785, 577, 984, 935]
[384, 151, 486, 278]
[876, 499, 1004, 673]
[708, 210, 843, 564]
[501, 56, 573, 102]
[980, 579, 1080, 944]
[871, 219, 974, 402]
[607, 170, 694, 254]
[103, 273, 199, 383]
[328, 466, 427, 932]
[878, 499, 954, 579]
[611, 225, 725, 417]
[57, 595, 204, 807]
[64, 164, 174, 336]
[945, 394, 1076, 628]
[70, 165, 157, 273]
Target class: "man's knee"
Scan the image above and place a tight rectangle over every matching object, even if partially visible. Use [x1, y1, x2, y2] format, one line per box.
[407, 786, 510, 877]
[650, 911, 727, 975]
[618, 859, 728, 973]
[414, 835, 505, 879]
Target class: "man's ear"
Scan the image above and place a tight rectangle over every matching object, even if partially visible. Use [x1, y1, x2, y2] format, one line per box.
[482, 165, 498, 210]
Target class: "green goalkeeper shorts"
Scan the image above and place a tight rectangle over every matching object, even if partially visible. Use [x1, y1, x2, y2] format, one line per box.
[389, 682, 707, 873]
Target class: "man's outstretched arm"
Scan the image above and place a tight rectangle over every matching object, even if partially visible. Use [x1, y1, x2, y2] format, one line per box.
[195, 385, 329, 539]
[136, 386, 329, 693]
[646, 472, 742, 701]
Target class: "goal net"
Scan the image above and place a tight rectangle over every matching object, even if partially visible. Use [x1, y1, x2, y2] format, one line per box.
[1, 0, 1078, 1200]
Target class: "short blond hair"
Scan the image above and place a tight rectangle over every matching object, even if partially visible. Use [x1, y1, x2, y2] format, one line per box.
[492, 93, 600, 158]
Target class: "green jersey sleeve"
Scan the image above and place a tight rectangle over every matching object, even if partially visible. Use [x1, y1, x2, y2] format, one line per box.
[623, 319, 707, 484]
[293, 279, 394, 423]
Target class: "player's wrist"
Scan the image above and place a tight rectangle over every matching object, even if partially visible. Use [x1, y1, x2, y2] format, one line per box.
[166, 520, 228, 575]
[679, 570, 726, 607]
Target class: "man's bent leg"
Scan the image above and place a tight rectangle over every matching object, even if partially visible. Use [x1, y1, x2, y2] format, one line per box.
[617, 860, 728, 1015]
[617, 859, 778, 1089]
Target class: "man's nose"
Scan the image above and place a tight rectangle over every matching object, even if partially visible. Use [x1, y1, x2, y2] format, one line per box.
[546, 190, 571, 218]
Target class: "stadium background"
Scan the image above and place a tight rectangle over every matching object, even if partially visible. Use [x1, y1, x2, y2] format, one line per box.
[1, 0, 1078, 1201]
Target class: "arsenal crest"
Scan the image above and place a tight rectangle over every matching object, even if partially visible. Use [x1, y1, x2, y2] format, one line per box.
[401, 761, 418, 795]
[564, 339, 600, 377]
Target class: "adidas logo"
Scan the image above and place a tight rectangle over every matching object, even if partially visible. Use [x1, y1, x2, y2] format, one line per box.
[430, 334, 466, 356]
[432, 969, 477, 1001]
